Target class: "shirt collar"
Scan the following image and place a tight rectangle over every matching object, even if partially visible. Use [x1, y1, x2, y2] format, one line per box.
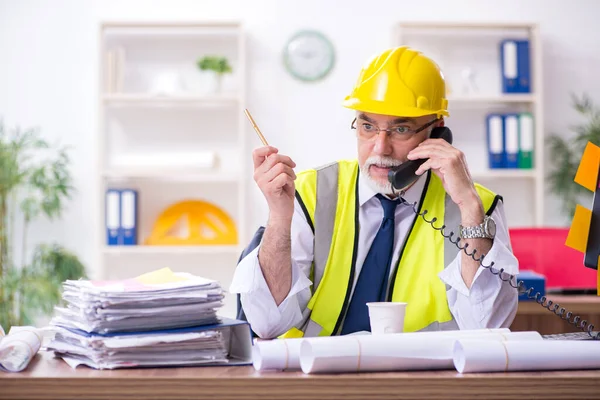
[358, 169, 428, 208]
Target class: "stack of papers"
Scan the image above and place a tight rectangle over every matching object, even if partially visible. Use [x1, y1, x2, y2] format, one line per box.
[47, 267, 240, 369]
[48, 323, 232, 369]
[50, 267, 224, 334]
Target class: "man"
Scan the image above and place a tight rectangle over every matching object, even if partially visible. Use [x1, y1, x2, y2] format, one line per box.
[230, 46, 519, 339]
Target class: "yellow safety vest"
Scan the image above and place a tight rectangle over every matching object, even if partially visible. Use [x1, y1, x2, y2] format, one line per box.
[281, 159, 500, 338]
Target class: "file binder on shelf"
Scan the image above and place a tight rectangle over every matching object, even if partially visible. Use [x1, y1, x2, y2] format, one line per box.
[120, 189, 138, 245]
[105, 188, 139, 245]
[504, 113, 520, 168]
[500, 39, 531, 93]
[105, 189, 121, 246]
[486, 114, 505, 169]
[518, 112, 535, 169]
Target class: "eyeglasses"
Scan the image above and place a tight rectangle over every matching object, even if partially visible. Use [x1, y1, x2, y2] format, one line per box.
[351, 117, 439, 143]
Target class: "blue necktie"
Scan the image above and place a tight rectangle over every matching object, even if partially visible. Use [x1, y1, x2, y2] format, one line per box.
[341, 194, 400, 334]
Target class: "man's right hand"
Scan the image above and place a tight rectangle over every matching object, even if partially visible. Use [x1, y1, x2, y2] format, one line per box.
[252, 146, 297, 221]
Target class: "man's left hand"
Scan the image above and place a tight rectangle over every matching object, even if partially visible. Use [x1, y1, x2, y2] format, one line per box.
[406, 138, 482, 221]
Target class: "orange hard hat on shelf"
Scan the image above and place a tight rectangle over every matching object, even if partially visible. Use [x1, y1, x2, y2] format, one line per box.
[343, 46, 449, 118]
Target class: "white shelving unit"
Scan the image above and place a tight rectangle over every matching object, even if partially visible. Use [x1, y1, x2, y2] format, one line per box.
[394, 22, 544, 227]
[97, 21, 247, 318]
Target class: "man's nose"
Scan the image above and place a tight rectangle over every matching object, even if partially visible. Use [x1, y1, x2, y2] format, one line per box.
[372, 131, 393, 155]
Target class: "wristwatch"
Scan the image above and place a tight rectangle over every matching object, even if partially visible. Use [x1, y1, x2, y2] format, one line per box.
[459, 215, 496, 240]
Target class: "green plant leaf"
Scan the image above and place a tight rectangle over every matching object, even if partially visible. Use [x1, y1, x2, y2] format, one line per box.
[0, 120, 85, 329]
[547, 93, 599, 219]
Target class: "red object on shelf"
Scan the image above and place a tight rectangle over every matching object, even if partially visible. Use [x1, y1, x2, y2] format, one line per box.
[509, 228, 597, 291]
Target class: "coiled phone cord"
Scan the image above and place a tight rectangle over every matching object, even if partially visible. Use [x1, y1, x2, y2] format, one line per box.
[396, 195, 600, 340]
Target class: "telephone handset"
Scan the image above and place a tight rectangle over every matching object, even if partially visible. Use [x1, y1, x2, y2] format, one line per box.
[388, 129, 600, 340]
[388, 126, 453, 190]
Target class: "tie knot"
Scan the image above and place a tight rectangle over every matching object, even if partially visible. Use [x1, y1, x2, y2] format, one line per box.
[376, 194, 400, 220]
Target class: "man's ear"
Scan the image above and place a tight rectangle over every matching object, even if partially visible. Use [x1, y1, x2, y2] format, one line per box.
[438, 118, 445, 127]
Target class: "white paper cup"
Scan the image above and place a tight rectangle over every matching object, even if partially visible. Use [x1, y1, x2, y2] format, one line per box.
[367, 302, 407, 335]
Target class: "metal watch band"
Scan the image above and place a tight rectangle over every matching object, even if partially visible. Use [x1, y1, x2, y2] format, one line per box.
[460, 224, 486, 239]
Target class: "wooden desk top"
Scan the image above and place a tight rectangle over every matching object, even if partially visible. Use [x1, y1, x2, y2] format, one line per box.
[517, 294, 600, 315]
[2, 351, 600, 400]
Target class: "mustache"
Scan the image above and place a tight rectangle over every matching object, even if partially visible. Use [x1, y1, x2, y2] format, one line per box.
[364, 156, 403, 168]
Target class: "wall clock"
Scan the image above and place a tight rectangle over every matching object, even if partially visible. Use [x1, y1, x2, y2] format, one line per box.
[283, 30, 335, 82]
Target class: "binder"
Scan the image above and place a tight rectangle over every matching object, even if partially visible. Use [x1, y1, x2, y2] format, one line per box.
[504, 113, 520, 168]
[500, 39, 531, 93]
[486, 114, 505, 169]
[518, 112, 535, 169]
[120, 189, 138, 245]
[105, 189, 121, 245]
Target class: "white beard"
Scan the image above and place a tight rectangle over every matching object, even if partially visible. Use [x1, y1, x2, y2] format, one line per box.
[359, 155, 403, 196]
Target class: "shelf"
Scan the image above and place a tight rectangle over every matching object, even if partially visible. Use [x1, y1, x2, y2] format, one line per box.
[447, 94, 536, 104]
[103, 22, 242, 37]
[102, 169, 242, 182]
[398, 22, 537, 30]
[103, 93, 240, 107]
[471, 169, 537, 179]
[103, 245, 243, 255]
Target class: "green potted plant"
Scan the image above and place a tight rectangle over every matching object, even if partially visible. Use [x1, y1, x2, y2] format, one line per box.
[196, 55, 232, 93]
[0, 120, 86, 330]
[547, 94, 600, 219]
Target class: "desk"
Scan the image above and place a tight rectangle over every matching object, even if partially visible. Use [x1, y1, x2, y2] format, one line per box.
[2, 352, 600, 400]
[512, 295, 600, 334]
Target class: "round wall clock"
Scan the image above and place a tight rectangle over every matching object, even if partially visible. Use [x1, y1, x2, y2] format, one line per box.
[283, 30, 335, 82]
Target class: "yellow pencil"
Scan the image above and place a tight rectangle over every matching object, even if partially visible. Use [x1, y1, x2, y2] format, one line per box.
[244, 109, 269, 146]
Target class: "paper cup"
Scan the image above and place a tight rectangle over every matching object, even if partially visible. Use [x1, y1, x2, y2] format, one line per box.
[367, 302, 407, 335]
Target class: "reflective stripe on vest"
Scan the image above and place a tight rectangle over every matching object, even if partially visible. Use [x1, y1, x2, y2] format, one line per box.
[281, 159, 500, 338]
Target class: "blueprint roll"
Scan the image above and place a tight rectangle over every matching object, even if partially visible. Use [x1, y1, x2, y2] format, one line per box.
[299, 330, 542, 374]
[253, 338, 303, 371]
[0, 327, 43, 372]
[453, 339, 600, 373]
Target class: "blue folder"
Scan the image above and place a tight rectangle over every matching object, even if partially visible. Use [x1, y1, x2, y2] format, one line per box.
[503, 113, 520, 168]
[500, 39, 531, 93]
[486, 114, 505, 168]
[105, 189, 121, 245]
[120, 189, 138, 245]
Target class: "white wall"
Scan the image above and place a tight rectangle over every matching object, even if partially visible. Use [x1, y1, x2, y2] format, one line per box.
[1, 0, 599, 278]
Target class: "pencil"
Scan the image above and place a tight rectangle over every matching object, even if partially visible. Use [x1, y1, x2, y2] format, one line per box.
[244, 109, 269, 146]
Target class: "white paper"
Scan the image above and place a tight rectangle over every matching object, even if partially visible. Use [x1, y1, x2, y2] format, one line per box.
[299, 330, 542, 373]
[50, 268, 225, 334]
[253, 328, 514, 371]
[0, 326, 43, 372]
[453, 339, 600, 373]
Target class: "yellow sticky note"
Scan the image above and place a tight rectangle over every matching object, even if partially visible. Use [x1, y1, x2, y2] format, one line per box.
[574, 142, 600, 192]
[135, 267, 188, 285]
[566, 205, 592, 253]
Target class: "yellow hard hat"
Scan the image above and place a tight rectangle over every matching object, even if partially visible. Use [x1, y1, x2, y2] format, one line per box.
[343, 46, 449, 118]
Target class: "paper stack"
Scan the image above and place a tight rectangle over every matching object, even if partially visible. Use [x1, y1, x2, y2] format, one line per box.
[46, 267, 252, 369]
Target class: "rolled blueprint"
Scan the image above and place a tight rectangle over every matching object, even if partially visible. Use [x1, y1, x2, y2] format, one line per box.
[253, 338, 302, 371]
[299, 331, 543, 374]
[0, 326, 43, 372]
[453, 339, 600, 373]
[253, 328, 512, 371]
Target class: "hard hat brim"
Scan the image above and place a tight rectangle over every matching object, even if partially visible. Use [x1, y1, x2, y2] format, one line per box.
[343, 97, 450, 118]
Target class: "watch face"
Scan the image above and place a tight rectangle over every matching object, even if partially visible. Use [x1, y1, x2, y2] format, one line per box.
[283, 30, 335, 82]
[485, 217, 497, 238]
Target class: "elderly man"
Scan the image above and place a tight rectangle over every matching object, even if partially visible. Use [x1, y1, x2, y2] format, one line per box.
[230, 46, 518, 339]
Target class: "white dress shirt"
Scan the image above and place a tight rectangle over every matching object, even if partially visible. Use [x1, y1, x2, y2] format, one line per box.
[230, 171, 519, 339]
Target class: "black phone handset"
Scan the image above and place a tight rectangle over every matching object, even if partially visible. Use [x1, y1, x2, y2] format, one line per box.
[388, 126, 453, 190]
[389, 126, 600, 340]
